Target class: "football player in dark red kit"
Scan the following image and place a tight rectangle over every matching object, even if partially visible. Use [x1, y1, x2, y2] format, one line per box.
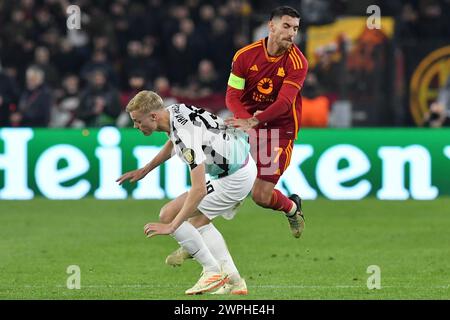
[225, 6, 308, 238]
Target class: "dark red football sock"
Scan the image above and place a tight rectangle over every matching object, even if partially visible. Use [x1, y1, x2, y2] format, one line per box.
[269, 189, 295, 213]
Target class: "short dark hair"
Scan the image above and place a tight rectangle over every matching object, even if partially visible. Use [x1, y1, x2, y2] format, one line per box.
[270, 6, 300, 20]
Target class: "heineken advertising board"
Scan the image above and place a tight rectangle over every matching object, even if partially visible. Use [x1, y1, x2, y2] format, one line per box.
[1, 127, 449, 200]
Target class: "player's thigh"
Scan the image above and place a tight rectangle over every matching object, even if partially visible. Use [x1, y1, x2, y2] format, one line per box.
[254, 137, 293, 184]
[159, 193, 210, 226]
[159, 192, 188, 223]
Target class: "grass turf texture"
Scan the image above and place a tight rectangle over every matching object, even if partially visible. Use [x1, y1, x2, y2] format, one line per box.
[1, 198, 449, 299]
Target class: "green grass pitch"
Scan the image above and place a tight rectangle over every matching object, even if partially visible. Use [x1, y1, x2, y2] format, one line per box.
[1, 198, 449, 299]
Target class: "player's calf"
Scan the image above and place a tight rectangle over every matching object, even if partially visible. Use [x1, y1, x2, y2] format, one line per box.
[251, 189, 273, 207]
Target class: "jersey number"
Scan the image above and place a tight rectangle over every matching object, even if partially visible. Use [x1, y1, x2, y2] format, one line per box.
[273, 147, 283, 163]
[206, 181, 215, 195]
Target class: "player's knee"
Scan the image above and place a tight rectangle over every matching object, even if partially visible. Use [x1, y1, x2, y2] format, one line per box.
[251, 189, 272, 207]
[159, 205, 173, 224]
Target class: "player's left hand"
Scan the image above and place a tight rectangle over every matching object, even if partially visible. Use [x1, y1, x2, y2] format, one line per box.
[225, 117, 259, 131]
[144, 222, 175, 238]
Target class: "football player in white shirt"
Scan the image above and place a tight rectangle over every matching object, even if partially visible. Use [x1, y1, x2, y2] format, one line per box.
[116, 91, 256, 295]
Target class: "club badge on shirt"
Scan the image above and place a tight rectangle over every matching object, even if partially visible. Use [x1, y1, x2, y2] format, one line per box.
[182, 148, 195, 165]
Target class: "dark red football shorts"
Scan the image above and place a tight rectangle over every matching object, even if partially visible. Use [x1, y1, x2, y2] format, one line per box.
[249, 129, 294, 185]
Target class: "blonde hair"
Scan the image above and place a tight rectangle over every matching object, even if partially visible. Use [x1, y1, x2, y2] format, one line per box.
[126, 90, 164, 113]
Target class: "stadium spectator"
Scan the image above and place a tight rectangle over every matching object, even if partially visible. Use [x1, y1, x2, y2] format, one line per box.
[301, 73, 330, 127]
[311, 46, 342, 99]
[153, 76, 174, 100]
[0, 63, 19, 127]
[300, 0, 335, 25]
[416, 0, 449, 39]
[121, 39, 161, 88]
[53, 38, 86, 77]
[109, 1, 130, 55]
[396, 3, 420, 40]
[34, 6, 55, 36]
[179, 17, 205, 63]
[1, 9, 30, 47]
[39, 28, 61, 57]
[141, 39, 162, 84]
[75, 69, 121, 127]
[121, 70, 149, 108]
[92, 35, 116, 61]
[80, 49, 118, 86]
[197, 4, 216, 37]
[117, 70, 150, 128]
[209, 17, 234, 75]
[10, 65, 52, 127]
[166, 32, 195, 88]
[33, 46, 60, 88]
[121, 40, 145, 86]
[50, 74, 81, 128]
[424, 75, 450, 127]
[187, 59, 223, 98]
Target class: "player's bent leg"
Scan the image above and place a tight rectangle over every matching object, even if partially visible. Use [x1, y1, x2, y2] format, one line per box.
[165, 214, 209, 267]
[170, 220, 225, 295]
[252, 179, 294, 213]
[251, 178, 276, 208]
[161, 192, 197, 267]
[177, 214, 227, 295]
[159, 192, 188, 224]
[197, 223, 242, 285]
[252, 178, 305, 238]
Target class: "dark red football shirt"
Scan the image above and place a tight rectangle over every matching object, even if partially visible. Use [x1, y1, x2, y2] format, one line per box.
[226, 37, 308, 139]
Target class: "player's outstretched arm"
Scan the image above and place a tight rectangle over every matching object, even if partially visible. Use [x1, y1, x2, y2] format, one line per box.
[226, 85, 252, 119]
[144, 163, 207, 237]
[116, 167, 149, 185]
[116, 140, 174, 185]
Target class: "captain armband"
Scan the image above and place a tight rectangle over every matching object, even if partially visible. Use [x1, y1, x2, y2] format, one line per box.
[228, 73, 245, 90]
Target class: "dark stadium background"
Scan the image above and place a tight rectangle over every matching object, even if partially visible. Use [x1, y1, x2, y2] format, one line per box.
[1, 0, 449, 128]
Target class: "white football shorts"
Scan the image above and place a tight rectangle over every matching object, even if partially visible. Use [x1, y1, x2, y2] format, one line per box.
[198, 155, 257, 220]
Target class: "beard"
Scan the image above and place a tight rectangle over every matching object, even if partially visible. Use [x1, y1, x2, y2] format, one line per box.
[279, 37, 292, 50]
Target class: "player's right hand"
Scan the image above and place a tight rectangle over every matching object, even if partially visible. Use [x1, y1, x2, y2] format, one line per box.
[116, 168, 148, 185]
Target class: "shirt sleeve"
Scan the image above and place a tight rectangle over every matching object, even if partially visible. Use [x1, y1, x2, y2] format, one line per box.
[174, 124, 207, 170]
[226, 86, 253, 119]
[225, 55, 253, 119]
[283, 49, 308, 90]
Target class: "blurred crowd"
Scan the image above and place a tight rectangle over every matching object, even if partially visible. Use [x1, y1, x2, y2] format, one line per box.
[0, 0, 449, 128]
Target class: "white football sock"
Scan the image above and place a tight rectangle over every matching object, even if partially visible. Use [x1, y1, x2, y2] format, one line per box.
[197, 223, 241, 284]
[171, 221, 220, 273]
[286, 200, 297, 216]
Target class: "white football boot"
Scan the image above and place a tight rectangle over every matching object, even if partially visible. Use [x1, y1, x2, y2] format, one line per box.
[211, 278, 248, 295]
[165, 247, 192, 266]
[185, 270, 228, 295]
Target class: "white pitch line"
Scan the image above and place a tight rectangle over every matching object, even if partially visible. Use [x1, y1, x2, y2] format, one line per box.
[2, 284, 449, 290]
